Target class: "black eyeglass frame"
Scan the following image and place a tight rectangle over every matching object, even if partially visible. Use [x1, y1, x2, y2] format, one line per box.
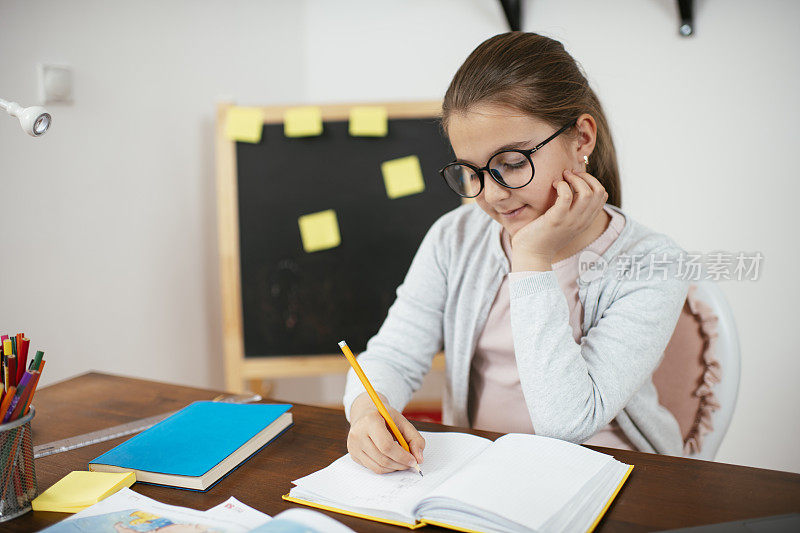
[438, 119, 577, 198]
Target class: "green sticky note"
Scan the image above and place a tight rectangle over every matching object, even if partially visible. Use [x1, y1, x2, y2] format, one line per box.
[381, 155, 426, 199]
[298, 209, 341, 253]
[224, 107, 264, 143]
[284, 106, 323, 137]
[349, 106, 388, 137]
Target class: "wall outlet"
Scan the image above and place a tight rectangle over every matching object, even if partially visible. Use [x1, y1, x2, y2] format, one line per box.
[38, 64, 73, 105]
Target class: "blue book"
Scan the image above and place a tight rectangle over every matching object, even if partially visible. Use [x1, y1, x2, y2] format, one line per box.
[88, 402, 292, 491]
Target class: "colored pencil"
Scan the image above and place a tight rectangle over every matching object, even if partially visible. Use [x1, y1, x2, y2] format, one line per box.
[6, 355, 16, 388]
[0, 386, 16, 420]
[2, 373, 32, 423]
[19, 336, 29, 374]
[30, 350, 44, 372]
[11, 369, 40, 421]
[17, 337, 29, 384]
[0, 335, 46, 422]
[1, 339, 10, 391]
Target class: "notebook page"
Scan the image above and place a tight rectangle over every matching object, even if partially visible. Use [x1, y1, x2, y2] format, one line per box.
[557, 462, 631, 533]
[420, 433, 614, 530]
[291, 431, 491, 521]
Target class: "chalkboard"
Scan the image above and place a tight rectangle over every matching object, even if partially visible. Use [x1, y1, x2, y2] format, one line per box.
[234, 116, 461, 357]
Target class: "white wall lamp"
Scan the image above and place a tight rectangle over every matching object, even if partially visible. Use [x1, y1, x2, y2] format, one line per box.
[0, 98, 51, 137]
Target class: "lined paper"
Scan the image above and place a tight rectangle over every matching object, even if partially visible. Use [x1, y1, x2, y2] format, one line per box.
[291, 432, 490, 521]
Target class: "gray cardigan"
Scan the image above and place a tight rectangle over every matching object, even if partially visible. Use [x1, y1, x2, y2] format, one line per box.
[344, 202, 688, 455]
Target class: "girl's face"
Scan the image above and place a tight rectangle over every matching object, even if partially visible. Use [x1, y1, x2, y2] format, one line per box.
[446, 103, 586, 238]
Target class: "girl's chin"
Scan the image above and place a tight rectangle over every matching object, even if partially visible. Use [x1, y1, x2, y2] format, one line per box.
[500, 220, 525, 239]
[498, 212, 538, 235]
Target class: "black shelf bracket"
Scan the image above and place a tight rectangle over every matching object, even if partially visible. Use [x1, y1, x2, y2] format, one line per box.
[678, 0, 694, 36]
[499, 0, 522, 32]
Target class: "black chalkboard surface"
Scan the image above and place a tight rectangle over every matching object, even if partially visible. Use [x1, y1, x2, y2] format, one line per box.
[235, 118, 461, 357]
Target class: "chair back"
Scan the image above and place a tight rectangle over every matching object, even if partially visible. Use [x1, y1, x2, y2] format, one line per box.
[653, 281, 740, 460]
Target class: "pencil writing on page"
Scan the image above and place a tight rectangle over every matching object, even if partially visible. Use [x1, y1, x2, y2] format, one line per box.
[338, 340, 423, 477]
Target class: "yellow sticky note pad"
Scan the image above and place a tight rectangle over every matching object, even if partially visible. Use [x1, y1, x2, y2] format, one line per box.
[349, 106, 388, 137]
[298, 209, 341, 253]
[32, 471, 136, 513]
[284, 106, 323, 137]
[224, 107, 264, 143]
[381, 155, 426, 199]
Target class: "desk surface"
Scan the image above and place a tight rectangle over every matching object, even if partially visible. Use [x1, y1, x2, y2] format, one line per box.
[13, 372, 800, 532]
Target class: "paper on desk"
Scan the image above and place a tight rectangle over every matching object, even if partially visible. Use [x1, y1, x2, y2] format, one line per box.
[207, 496, 275, 529]
[44, 487, 270, 532]
[252, 508, 356, 533]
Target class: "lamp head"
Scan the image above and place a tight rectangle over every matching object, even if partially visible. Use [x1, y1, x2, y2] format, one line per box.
[1, 100, 52, 137]
[17, 106, 51, 137]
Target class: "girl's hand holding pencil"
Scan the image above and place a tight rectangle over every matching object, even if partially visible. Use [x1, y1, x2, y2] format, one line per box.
[339, 341, 425, 476]
[348, 392, 426, 475]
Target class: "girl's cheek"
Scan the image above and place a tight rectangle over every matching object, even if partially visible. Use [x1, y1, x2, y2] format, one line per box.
[524, 182, 556, 211]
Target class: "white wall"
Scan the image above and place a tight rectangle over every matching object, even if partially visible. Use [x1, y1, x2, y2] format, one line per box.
[0, 0, 306, 389]
[1, 0, 798, 473]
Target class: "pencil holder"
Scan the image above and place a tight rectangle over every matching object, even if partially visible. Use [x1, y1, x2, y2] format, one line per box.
[0, 406, 37, 522]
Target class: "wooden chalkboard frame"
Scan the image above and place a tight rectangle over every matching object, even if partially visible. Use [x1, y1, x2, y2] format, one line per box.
[215, 101, 447, 394]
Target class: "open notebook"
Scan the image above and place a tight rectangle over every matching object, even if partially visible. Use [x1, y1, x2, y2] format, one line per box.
[284, 432, 632, 533]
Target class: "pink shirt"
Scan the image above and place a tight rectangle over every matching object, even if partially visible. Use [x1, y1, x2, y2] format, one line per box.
[467, 204, 636, 450]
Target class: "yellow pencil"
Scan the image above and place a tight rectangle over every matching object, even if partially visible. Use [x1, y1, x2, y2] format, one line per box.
[338, 340, 423, 476]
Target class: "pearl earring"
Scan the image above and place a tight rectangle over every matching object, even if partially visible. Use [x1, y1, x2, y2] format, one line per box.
[583, 155, 589, 166]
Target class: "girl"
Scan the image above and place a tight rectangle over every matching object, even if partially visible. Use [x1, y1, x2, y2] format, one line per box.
[344, 32, 688, 475]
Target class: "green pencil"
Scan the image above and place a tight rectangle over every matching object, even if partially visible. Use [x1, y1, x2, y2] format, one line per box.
[30, 351, 44, 372]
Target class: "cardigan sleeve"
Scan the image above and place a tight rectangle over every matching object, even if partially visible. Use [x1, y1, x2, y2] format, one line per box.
[342, 216, 449, 421]
[508, 245, 689, 443]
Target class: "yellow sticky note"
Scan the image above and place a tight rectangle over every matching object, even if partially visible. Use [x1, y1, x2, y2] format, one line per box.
[298, 209, 341, 253]
[32, 471, 136, 513]
[381, 155, 426, 199]
[224, 107, 264, 143]
[284, 106, 323, 137]
[349, 106, 388, 137]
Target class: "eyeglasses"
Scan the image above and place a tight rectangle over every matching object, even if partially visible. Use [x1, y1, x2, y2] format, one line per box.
[439, 120, 576, 198]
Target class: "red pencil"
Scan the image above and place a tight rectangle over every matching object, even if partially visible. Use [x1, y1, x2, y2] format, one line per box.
[6, 355, 16, 388]
[17, 337, 29, 384]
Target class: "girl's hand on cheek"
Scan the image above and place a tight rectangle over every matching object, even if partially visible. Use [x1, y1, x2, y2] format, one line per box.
[510, 169, 608, 271]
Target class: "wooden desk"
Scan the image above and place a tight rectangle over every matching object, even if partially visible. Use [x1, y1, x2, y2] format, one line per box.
[13, 373, 800, 532]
